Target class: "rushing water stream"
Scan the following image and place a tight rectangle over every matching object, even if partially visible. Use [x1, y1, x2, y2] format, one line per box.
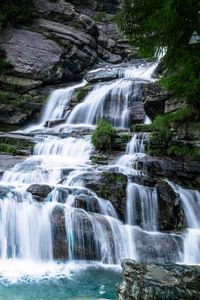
[0, 61, 199, 299]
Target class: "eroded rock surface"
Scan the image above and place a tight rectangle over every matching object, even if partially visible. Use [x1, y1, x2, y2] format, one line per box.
[118, 260, 200, 300]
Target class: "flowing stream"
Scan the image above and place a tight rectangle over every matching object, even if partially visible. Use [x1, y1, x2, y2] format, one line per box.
[0, 61, 199, 299]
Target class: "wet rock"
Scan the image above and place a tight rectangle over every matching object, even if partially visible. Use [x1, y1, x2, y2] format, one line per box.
[118, 260, 200, 300]
[82, 171, 128, 220]
[142, 82, 170, 120]
[27, 184, 53, 201]
[133, 227, 183, 263]
[51, 205, 67, 259]
[156, 180, 186, 231]
[86, 68, 118, 83]
[136, 156, 200, 191]
[129, 102, 146, 124]
[0, 155, 25, 179]
[73, 194, 100, 213]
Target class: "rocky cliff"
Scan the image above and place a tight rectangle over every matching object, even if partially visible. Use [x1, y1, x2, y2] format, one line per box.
[0, 0, 134, 128]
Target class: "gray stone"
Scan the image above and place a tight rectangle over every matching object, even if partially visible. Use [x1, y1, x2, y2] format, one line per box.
[27, 184, 53, 201]
[0, 28, 63, 81]
[156, 180, 186, 231]
[118, 260, 200, 300]
[86, 68, 118, 83]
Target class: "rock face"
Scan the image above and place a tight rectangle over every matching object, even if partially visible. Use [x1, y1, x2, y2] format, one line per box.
[142, 82, 170, 120]
[137, 156, 200, 190]
[0, 0, 133, 127]
[118, 260, 200, 300]
[1, 28, 62, 81]
[156, 180, 186, 231]
[81, 171, 128, 220]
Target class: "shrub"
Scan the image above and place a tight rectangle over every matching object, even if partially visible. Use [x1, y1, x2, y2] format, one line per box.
[92, 119, 116, 151]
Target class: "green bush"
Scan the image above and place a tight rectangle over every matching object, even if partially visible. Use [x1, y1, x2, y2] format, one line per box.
[167, 146, 200, 161]
[152, 108, 192, 145]
[92, 119, 116, 151]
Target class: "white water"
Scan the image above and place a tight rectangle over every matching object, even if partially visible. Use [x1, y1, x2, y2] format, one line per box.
[170, 183, 200, 264]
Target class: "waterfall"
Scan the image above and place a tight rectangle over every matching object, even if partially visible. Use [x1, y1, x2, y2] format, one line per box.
[170, 183, 200, 264]
[1, 59, 199, 287]
[41, 81, 87, 123]
[115, 133, 147, 170]
[0, 188, 54, 261]
[126, 183, 158, 231]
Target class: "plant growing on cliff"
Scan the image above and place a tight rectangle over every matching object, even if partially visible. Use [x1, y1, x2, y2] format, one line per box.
[0, 0, 36, 28]
[92, 119, 116, 151]
[117, 0, 200, 111]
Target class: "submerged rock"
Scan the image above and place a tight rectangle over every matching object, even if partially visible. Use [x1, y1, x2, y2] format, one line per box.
[118, 260, 200, 300]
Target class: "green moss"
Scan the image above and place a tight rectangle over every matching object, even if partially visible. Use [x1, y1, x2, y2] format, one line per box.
[93, 12, 107, 22]
[0, 143, 17, 155]
[0, 137, 34, 154]
[92, 119, 116, 151]
[132, 124, 153, 132]
[167, 146, 200, 161]
[119, 133, 131, 143]
[75, 85, 91, 102]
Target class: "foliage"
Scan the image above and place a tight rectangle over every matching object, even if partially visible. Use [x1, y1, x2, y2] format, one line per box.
[152, 108, 192, 145]
[132, 124, 153, 132]
[120, 133, 131, 143]
[0, 0, 36, 28]
[92, 119, 116, 151]
[75, 85, 91, 102]
[117, 0, 200, 107]
[0, 143, 17, 155]
[167, 146, 200, 160]
[93, 12, 107, 22]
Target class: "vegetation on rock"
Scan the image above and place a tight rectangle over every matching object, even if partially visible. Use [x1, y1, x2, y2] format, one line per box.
[92, 119, 116, 151]
[117, 0, 200, 110]
[0, 0, 36, 28]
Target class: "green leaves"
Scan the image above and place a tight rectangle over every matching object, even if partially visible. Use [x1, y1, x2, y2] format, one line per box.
[117, 0, 200, 108]
[92, 119, 116, 151]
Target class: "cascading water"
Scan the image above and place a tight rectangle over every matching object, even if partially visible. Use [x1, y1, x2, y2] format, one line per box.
[1, 60, 199, 299]
[169, 183, 200, 264]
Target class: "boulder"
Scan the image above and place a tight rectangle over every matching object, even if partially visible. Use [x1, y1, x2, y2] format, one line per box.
[133, 227, 183, 263]
[51, 205, 68, 259]
[27, 184, 53, 201]
[118, 260, 200, 300]
[156, 180, 186, 231]
[82, 171, 128, 220]
[86, 68, 118, 83]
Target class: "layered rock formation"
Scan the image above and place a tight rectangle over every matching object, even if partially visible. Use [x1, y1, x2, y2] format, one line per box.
[118, 260, 200, 300]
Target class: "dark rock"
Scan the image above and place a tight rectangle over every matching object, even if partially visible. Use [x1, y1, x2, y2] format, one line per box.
[156, 180, 186, 231]
[51, 205, 67, 259]
[82, 171, 128, 220]
[133, 227, 183, 263]
[118, 260, 200, 300]
[142, 82, 170, 120]
[0, 28, 63, 82]
[136, 156, 200, 191]
[27, 184, 53, 201]
[129, 102, 146, 124]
